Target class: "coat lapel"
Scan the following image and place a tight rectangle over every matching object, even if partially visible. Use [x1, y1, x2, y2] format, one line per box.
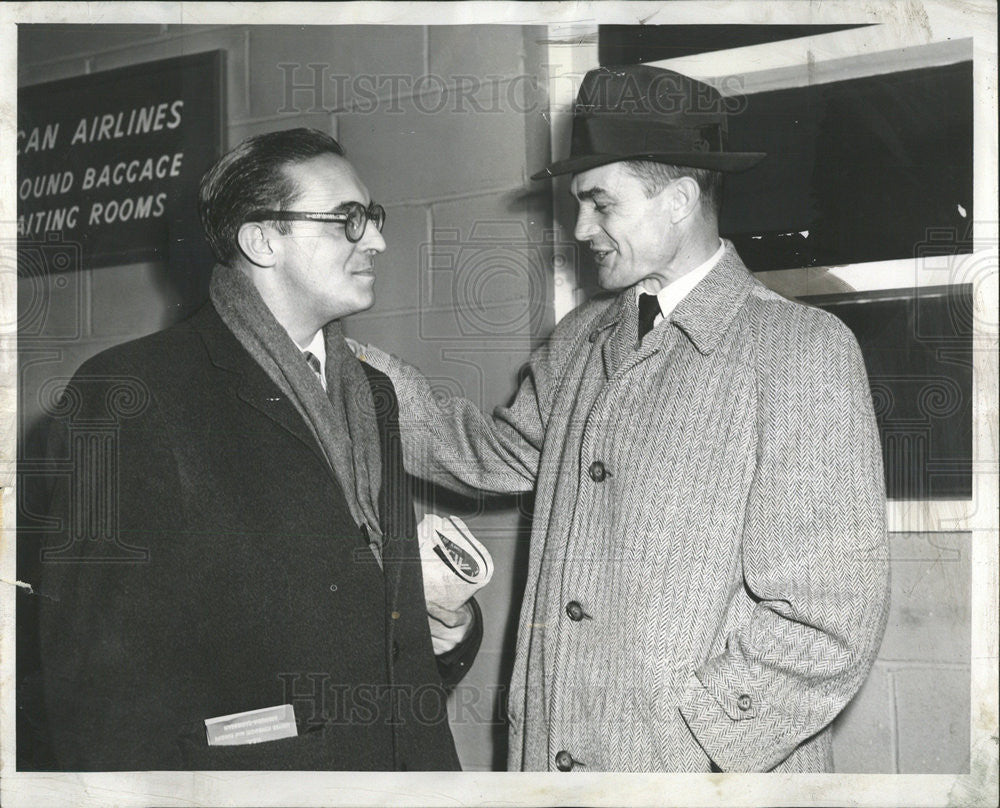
[595, 241, 757, 378]
[596, 291, 667, 380]
[192, 306, 331, 470]
[590, 294, 628, 379]
[668, 243, 756, 356]
[360, 363, 405, 611]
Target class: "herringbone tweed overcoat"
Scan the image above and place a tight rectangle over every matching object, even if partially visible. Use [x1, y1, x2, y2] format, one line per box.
[365, 242, 890, 772]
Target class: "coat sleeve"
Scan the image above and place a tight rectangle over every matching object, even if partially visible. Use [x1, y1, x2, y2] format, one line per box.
[357, 344, 551, 497]
[435, 597, 484, 691]
[678, 307, 890, 772]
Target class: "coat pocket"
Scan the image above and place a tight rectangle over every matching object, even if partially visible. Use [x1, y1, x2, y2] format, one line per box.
[176, 721, 330, 770]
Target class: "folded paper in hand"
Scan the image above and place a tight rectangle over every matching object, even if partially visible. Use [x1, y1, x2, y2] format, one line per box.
[417, 514, 493, 612]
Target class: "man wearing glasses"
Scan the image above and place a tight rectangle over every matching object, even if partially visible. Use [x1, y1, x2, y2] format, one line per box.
[34, 128, 480, 770]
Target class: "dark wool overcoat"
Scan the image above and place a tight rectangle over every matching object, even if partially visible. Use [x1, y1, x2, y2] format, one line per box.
[34, 303, 479, 771]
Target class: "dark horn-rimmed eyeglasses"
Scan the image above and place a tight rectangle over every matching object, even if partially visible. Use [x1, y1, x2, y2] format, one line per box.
[248, 201, 386, 243]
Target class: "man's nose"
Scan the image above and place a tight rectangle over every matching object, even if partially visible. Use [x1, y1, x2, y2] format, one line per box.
[361, 222, 386, 253]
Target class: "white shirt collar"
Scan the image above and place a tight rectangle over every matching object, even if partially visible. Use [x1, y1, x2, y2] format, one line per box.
[638, 239, 725, 322]
[299, 329, 327, 390]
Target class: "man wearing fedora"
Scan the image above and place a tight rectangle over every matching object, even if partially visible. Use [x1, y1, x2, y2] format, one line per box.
[355, 65, 890, 772]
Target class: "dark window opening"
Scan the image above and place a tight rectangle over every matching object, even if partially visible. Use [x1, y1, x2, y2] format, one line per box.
[804, 285, 973, 500]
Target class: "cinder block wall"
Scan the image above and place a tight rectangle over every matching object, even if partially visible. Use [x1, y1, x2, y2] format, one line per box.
[833, 532, 970, 773]
[17, 24, 969, 773]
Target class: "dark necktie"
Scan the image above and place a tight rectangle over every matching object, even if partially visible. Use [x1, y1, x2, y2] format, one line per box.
[303, 350, 323, 380]
[638, 292, 661, 342]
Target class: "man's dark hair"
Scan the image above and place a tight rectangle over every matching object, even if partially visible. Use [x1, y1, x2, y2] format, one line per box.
[198, 128, 346, 266]
[622, 160, 723, 218]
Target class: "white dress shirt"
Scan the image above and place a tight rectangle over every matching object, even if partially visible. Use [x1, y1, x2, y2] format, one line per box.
[639, 239, 725, 327]
[299, 329, 327, 391]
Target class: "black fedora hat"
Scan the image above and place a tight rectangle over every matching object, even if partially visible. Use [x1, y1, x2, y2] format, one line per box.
[532, 64, 765, 180]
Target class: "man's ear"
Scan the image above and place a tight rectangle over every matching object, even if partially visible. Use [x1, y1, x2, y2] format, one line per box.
[237, 222, 277, 268]
[666, 176, 702, 224]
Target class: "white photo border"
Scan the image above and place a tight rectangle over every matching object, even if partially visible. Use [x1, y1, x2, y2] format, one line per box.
[2, 3, 996, 807]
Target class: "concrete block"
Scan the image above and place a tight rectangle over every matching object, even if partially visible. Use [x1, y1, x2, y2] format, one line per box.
[247, 25, 425, 118]
[19, 24, 166, 62]
[337, 91, 529, 203]
[88, 261, 184, 338]
[831, 663, 895, 772]
[346, 310, 503, 408]
[893, 665, 970, 773]
[227, 112, 335, 149]
[428, 25, 526, 80]
[523, 112, 553, 186]
[428, 192, 555, 342]
[343, 306, 416, 357]
[881, 532, 971, 664]
[17, 253, 88, 341]
[433, 188, 550, 245]
[90, 27, 250, 118]
[521, 26, 555, 180]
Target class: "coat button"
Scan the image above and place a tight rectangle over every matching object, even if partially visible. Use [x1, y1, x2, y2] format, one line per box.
[565, 601, 587, 622]
[555, 750, 575, 771]
[737, 694, 752, 712]
[588, 330, 599, 343]
[588, 460, 608, 482]
[392, 641, 400, 661]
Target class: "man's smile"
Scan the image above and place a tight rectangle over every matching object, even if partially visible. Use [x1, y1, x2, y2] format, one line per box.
[590, 244, 615, 264]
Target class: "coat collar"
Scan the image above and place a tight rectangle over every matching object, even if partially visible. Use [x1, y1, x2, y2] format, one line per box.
[190, 303, 331, 469]
[590, 240, 755, 357]
[669, 241, 756, 355]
